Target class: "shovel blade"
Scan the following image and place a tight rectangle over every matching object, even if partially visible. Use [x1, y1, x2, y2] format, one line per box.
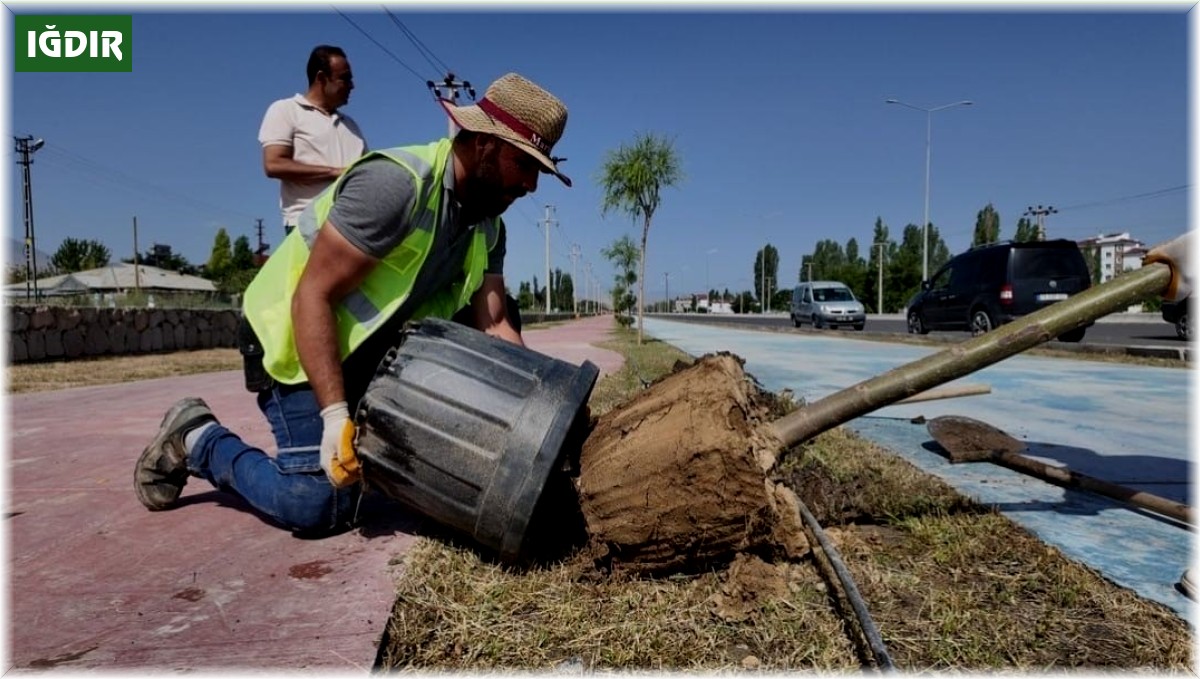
[927, 415, 1026, 463]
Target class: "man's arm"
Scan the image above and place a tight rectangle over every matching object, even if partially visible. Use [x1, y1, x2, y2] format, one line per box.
[468, 273, 524, 347]
[262, 144, 343, 183]
[291, 223, 378, 408]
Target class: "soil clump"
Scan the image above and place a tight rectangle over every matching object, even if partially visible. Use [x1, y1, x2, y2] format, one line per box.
[577, 353, 807, 574]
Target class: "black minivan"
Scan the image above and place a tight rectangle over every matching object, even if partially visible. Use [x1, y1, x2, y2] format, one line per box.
[906, 239, 1092, 342]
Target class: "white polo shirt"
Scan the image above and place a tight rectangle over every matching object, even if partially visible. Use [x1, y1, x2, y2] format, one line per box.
[258, 93, 368, 227]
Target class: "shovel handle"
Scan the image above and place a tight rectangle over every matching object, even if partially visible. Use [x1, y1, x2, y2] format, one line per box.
[894, 384, 991, 405]
[993, 451, 1193, 526]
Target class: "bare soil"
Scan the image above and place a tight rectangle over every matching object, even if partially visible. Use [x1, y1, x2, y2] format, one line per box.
[578, 353, 803, 574]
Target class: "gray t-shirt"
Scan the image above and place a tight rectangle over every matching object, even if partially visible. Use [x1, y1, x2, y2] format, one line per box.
[323, 153, 507, 405]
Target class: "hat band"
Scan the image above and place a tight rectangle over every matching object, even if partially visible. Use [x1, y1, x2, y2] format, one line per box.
[477, 97, 552, 155]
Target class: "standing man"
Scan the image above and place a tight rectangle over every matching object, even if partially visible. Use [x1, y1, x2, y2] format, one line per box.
[134, 73, 570, 536]
[259, 45, 368, 233]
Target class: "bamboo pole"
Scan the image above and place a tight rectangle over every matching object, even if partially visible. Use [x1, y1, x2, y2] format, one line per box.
[770, 262, 1173, 450]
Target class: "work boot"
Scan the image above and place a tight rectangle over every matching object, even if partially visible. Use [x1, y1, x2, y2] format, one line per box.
[134, 397, 216, 511]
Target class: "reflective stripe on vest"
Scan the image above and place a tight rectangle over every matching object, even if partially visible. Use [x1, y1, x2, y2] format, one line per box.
[242, 138, 500, 385]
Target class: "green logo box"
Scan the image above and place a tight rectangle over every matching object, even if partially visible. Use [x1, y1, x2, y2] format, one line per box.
[15, 15, 132, 72]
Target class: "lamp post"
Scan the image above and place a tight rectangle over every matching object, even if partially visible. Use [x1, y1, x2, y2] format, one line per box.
[885, 98, 973, 281]
[705, 248, 717, 293]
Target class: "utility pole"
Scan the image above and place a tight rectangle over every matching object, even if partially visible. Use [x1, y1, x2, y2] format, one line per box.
[664, 271, 670, 313]
[254, 218, 270, 265]
[875, 241, 886, 315]
[133, 216, 141, 292]
[1024, 204, 1057, 241]
[760, 247, 766, 314]
[428, 73, 475, 137]
[807, 261, 813, 283]
[15, 135, 45, 300]
[540, 205, 556, 314]
[570, 243, 581, 317]
[586, 261, 594, 315]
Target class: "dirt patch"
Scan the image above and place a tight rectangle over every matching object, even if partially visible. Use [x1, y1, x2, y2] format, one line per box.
[172, 587, 205, 602]
[577, 353, 804, 574]
[288, 560, 333, 579]
[709, 553, 793, 622]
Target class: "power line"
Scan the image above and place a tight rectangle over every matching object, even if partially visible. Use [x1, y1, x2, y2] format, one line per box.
[36, 143, 259, 222]
[382, 7, 451, 76]
[332, 6, 429, 85]
[1056, 184, 1188, 212]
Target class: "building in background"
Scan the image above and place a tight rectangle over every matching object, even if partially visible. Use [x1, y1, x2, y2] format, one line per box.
[4, 263, 216, 302]
[1076, 232, 1149, 311]
[1076, 232, 1148, 284]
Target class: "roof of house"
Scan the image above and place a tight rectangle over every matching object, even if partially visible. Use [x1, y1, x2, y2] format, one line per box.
[5, 263, 216, 296]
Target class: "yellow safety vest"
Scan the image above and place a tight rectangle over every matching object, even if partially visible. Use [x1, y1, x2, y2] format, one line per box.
[243, 139, 498, 384]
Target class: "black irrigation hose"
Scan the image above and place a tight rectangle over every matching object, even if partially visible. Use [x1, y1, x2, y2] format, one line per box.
[794, 498, 896, 672]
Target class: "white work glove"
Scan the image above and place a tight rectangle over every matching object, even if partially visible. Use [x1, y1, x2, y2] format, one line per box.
[319, 401, 362, 488]
[1143, 232, 1194, 302]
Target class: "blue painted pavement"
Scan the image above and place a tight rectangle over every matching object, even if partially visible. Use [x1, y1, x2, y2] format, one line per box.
[643, 318, 1195, 623]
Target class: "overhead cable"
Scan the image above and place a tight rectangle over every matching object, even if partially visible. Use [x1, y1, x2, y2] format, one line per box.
[332, 5, 429, 85]
[382, 6, 451, 76]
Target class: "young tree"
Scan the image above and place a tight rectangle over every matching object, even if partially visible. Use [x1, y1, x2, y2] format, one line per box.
[888, 224, 926, 312]
[1013, 217, 1038, 242]
[753, 244, 779, 310]
[232, 235, 256, 270]
[125, 243, 196, 275]
[598, 132, 683, 343]
[51, 237, 111, 273]
[1084, 246, 1103, 285]
[731, 290, 755, 314]
[864, 218, 891, 313]
[842, 237, 868, 299]
[973, 203, 1001, 246]
[517, 281, 535, 310]
[601, 235, 640, 324]
[206, 228, 234, 282]
[551, 268, 575, 311]
[928, 224, 952, 272]
[808, 239, 846, 283]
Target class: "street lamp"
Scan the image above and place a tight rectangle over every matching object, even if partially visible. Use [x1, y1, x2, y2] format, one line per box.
[886, 98, 973, 281]
[705, 248, 718, 292]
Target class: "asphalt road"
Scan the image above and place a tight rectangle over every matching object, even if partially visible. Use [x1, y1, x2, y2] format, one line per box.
[649, 313, 1183, 350]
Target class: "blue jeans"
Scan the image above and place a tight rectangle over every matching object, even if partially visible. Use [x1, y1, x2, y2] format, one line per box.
[188, 384, 359, 533]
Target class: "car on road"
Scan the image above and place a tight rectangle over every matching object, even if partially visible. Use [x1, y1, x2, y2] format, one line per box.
[1161, 295, 1191, 340]
[790, 281, 866, 330]
[905, 239, 1093, 342]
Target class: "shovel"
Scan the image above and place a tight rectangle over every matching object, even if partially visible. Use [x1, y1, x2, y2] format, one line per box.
[926, 414, 1192, 526]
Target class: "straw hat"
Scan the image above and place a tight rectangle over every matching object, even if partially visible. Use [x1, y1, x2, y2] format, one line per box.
[439, 73, 571, 187]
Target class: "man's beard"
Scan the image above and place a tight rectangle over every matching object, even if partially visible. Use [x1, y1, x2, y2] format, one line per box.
[468, 152, 521, 220]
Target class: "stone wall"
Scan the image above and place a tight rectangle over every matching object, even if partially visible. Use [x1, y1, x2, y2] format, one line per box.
[7, 306, 239, 363]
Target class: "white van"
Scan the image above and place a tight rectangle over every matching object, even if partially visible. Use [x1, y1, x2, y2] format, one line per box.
[790, 281, 866, 330]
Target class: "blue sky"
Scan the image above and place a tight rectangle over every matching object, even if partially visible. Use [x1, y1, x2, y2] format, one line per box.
[6, 4, 1192, 302]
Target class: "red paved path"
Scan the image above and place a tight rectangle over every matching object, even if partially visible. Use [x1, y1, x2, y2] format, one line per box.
[5, 315, 623, 671]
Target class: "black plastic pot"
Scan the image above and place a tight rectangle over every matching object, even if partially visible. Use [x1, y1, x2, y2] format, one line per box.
[354, 318, 599, 563]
